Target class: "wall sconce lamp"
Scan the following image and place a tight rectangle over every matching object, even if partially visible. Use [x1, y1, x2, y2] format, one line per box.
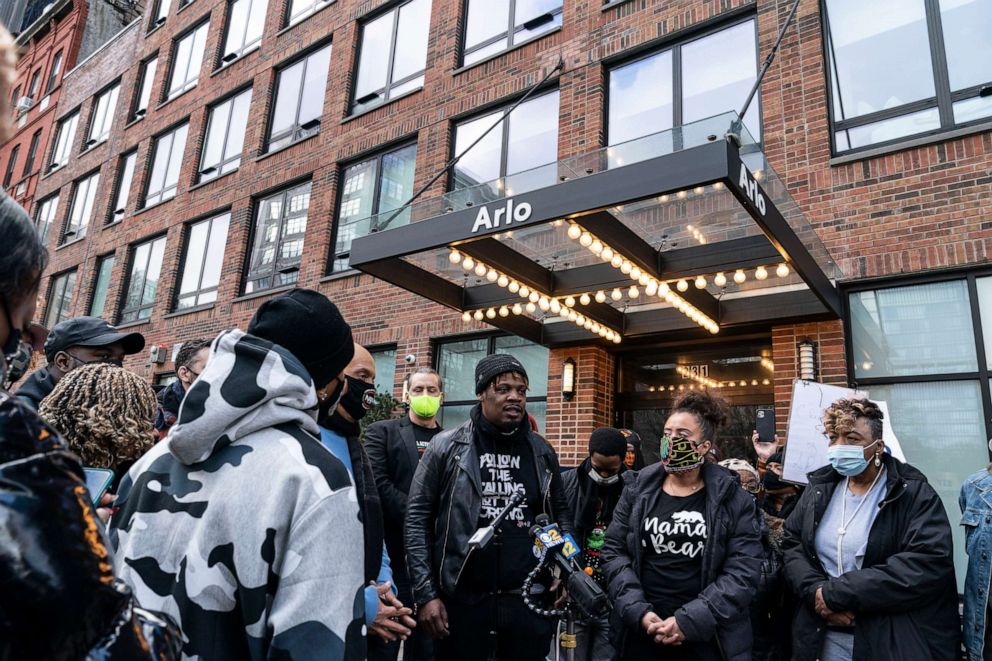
[798, 338, 818, 381]
[562, 357, 577, 401]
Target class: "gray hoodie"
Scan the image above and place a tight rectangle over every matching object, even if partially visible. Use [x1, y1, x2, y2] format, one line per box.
[110, 329, 365, 660]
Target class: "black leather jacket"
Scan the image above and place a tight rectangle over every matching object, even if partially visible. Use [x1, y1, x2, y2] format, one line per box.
[404, 414, 572, 607]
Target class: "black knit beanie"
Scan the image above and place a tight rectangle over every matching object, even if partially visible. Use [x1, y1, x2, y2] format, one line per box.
[589, 427, 627, 457]
[475, 353, 528, 394]
[248, 289, 354, 389]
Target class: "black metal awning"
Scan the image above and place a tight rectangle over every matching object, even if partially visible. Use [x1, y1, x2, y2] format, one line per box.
[350, 113, 841, 347]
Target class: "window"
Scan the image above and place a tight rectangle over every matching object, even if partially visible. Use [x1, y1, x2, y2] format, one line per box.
[120, 235, 167, 323]
[221, 0, 267, 63]
[44, 270, 77, 329]
[86, 82, 120, 147]
[49, 112, 79, 170]
[435, 335, 549, 430]
[132, 56, 158, 120]
[825, 0, 992, 153]
[371, 347, 396, 393]
[267, 44, 330, 152]
[151, 0, 171, 28]
[245, 182, 310, 293]
[285, 0, 331, 26]
[452, 90, 559, 192]
[3, 146, 19, 187]
[144, 123, 188, 207]
[45, 50, 63, 94]
[63, 171, 100, 243]
[331, 142, 416, 271]
[109, 150, 137, 224]
[176, 212, 229, 309]
[23, 129, 41, 175]
[27, 69, 41, 99]
[462, 0, 562, 66]
[608, 18, 760, 155]
[351, 0, 430, 114]
[34, 194, 58, 244]
[11, 85, 20, 105]
[199, 88, 251, 181]
[89, 254, 115, 318]
[167, 21, 209, 99]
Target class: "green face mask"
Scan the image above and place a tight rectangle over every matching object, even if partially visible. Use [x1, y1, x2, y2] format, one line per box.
[409, 394, 441, 418]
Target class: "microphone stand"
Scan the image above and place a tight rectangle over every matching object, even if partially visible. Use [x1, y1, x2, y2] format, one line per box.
[467, 491, 525, 550]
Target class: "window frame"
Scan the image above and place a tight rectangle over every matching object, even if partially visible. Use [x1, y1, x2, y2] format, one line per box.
[62, 169, 101, 244]
[27, 68, 41, 99]
[166, 20, 209, 101]
[108, 149, 138, 224]
[88, 253, 116, 318]
[243, 180, 311, 294]
[143, 122, 189, 208]
[284, 0, 333, 28]
[34, 194, 59, 244]
[265, 43, 331, 152]
[150, 0, 171, 30]
[23, 129, 42, 176]
[45, 50, 63, 94]
[174, 211, 230, 310]
[219, 0, 266, 65]
[460, 0, 563, 67]
[44, 269, 77, 329]
[119, 234, 168, 324]
[49, 111, 80, 171]
[3, 145, 19, 187]
[85, 80, 121, 148]
[198, 86, 252, 182]
[131, 54, 159, 121]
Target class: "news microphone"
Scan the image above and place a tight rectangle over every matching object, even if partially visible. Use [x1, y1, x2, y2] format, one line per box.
[468, 491, 525, 550]
[528, 515, 610, 619]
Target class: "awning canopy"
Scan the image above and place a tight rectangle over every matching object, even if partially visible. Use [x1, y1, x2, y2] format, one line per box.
[350, 113, 842, 347]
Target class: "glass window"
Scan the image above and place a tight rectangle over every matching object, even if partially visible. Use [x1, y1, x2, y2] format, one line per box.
[245, 182, 310, 293]
[825, 0, 992, 152]
[3, 145, 19, 187]
[144, 123, 188, 207]
[23, 129, 41, 176]
[63, 171, 100, 243]
[45, 50, 63, 94]
[452, 90, 559, 192]
[49, 112, 79, 170]
[494, 335, 548, 396]
[167, 22, 209, 99]
[371, 347, 396, 394]
[10, 85, 19, 105]
[152, 0, 171, 28]
[849, 280, 977, 379]
[199, 88, 251, 181]
[176, 212, 229, 309]
[109, 151, 137, 224]
[44, 270, 76, 329]
[332, 142, 416, 271]
[89, 254, 115, 318]
[351, 0, 430, 114]
[34, 194, 58, 244]
[267, 44, 331, 152]
[120, 236, 167, 323]
[463, 0, 562, 66]
[285, 0, 331, 26]
[133, 56, 158, 120]
[86, 82, 120, 147]
[27, 69, 41, 98]
[221, 0, 267, 63]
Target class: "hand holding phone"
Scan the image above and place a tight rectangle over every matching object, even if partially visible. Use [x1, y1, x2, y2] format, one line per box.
[83, 467, 115, 506]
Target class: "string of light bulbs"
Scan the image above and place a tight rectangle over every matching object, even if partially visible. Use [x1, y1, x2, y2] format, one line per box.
[647, 377, 772, 393]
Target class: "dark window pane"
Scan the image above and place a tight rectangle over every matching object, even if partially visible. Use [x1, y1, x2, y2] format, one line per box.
[246, 183, 310, 293]
[494, 335, 549, 396]
[437, 338, 488, 401]
[23, 130, 41, 175]
[45, 271, 76, 329]
[45, 51, 63, 94]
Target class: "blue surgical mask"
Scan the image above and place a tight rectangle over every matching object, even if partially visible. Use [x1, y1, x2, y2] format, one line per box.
[826, 440, 879, 477]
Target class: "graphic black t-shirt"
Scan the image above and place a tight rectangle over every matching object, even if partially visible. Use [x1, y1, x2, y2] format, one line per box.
[412, 423, 441, 456]
[640, 489, 707, 617]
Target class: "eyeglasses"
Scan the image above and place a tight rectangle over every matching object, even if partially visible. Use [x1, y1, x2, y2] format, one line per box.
[741, 480, 762, 494]
[66, 352, 123, 367]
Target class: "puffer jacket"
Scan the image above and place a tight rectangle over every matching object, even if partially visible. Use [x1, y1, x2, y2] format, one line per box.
[110, 329, 366, 660]
[602, 461, 763, 661]
[404, 408, 572, 607]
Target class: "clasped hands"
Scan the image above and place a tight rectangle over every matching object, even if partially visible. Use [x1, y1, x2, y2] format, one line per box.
[369, 581, 417, 642]
[641, 611, 685, 645]
[814, 586, 856, 627]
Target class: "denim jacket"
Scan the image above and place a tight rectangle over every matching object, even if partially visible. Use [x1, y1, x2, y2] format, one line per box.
[960, 468, 992, 660]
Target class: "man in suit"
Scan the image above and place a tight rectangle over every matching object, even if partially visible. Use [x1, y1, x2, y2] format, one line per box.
[364, 367, 443, 661]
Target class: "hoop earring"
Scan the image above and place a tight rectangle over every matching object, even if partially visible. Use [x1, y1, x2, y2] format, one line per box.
[874, 453, 881, 468]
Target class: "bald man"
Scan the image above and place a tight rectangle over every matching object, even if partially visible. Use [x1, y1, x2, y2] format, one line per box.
[318, 344, 416, 645]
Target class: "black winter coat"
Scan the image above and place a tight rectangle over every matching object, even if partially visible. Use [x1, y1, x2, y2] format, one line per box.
[404, 411, 571, 607]
[562, 459, 626, 560]
[602, 461, 763, 661]
[14, 367, 56, 410]
[782, 454, 961, 661]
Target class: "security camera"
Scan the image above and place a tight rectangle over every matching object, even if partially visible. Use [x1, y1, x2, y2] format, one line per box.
[404, 354, 417, 365]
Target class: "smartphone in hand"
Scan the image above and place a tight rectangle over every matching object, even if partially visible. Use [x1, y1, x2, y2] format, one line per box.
[83, 467, 115, 506]
[755, 406, 776, 443]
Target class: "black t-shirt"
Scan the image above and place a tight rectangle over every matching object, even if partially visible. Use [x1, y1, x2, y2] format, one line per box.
[457, 431, 541, 595]
[640, 488, 707, 617]
[411, 423, 441, 456]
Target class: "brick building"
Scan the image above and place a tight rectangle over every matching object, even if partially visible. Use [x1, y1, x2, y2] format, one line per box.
[18, 0, 992, 583]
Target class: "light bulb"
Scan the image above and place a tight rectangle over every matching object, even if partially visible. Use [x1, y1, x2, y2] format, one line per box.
[628, 286, 639, 298]
[565, 296, 576, 307]
[694, 275, 707, 289]
[620, 261, 632, 275]
[486, 269, 499, 282]
[645, 281, 658, 296]
[579, 232, 593, 247]
[474, 263, 487, 277]
[658, 282, 670, 295]
[595, 290, 606, 303]
[462, 257, 475, 271]
[550, 299, 561, 313]
[584, 320, 593, 330]
[519, 286, 531, 298]
[473, 310, 484, 321]
[526, 302, 536, 313]
[676, 279, 689, 292]
[601, 247, 614, 261]
[485, 308, 496, 319]
[567, 224, 582, 240]
[575, 315, 586, 326]
[734, 269, 746, 284]
[508, 281, 520, 293]
[529, 291, 540, 303]
[497, 275, 509, 288]
[630, 267, 642, 281]
[611, 255, 623, 268]
[762, 379, 770, 385]
[538, 297, 550, 311]
[694, 186, 704, 195]
[579, 293, 591, 306]
[638, 273, 650, 286]
[713, 181, 724, 190]
[449, 250, 462, 264]
[614, 335, 621, 344]
[559, 307, 571, 319]
[755, 266, 768, 281]
[611, 288, 623, 301]
[462, 311, 472, 322]
[776, 263, 790, 278]
[499, 306, 509, 317]
[568, 311, 577, 322]
[714, 272, 727, 287]
[590, 240, 603, 255]
[677, 190, 688, 199]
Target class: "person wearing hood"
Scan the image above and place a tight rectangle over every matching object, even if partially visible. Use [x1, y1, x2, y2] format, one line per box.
[561, 427, 629, 661]
[318, 343, 417, 650]
[109, 289, 366, 660]
[602, 391, 763, 661]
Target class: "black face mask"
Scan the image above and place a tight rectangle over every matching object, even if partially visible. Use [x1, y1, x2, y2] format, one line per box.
[317, 377, 347, 425]
[762, 470, 790, 492]
[1, 299, 31, 388]
[340, 375, 376, 423]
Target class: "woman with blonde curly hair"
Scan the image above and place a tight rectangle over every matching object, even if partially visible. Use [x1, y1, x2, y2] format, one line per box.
[783, 397, 959, 660]
[39, 362, 158, 482]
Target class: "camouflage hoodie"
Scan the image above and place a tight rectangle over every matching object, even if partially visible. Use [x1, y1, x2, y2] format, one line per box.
[109, 329, 365, 660]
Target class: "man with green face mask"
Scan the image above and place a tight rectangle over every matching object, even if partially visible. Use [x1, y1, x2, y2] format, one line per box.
[364, 367, 444, 661]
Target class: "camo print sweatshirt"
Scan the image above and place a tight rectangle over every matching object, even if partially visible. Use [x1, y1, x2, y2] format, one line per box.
[109, 329, 366, 661]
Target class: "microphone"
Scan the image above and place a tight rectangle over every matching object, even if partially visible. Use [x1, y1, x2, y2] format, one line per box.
[528, 514, 610, 619]
[468, 491, 525, 550]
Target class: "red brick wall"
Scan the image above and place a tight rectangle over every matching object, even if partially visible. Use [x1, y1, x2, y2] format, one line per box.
[771, 320, 846, 439]
[547, 345, 615, 466]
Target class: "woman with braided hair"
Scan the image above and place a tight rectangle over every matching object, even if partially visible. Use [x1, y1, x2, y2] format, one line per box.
[39, 362, 158, 482]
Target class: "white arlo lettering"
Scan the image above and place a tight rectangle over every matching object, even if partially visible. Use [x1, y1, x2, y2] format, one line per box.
[471, 198, 533, 233]
[738, 164, 767, 216]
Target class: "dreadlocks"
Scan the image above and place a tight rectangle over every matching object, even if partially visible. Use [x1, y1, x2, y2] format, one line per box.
[39, 363, 158, 475]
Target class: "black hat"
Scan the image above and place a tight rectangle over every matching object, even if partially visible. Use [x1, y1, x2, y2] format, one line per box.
[475, 353, 528, 394]
[247, 289, 354, 389]
[589, 427, 627, 457]
[44, 316, 145, 361]
[768, 451, 784, 465]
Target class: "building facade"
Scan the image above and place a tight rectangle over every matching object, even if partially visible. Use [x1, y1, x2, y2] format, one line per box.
[20, 0, 992, 582]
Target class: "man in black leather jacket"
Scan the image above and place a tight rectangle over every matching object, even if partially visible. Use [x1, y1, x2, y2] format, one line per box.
[405, 353, 571, 661]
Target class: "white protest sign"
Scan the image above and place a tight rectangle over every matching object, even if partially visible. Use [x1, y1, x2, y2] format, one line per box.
[870, 400, 906, 462]
[783, 380, 867, 485]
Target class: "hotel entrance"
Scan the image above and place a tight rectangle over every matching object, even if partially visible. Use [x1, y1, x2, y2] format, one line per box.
[615, 337, 775, 464]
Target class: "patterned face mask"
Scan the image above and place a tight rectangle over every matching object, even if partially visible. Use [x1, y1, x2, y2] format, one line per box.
[659, 434, 705, 473]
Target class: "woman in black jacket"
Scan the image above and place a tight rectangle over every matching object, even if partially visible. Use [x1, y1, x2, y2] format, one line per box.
[602, 391, 763, 660]
[782, 397, 960, 660]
